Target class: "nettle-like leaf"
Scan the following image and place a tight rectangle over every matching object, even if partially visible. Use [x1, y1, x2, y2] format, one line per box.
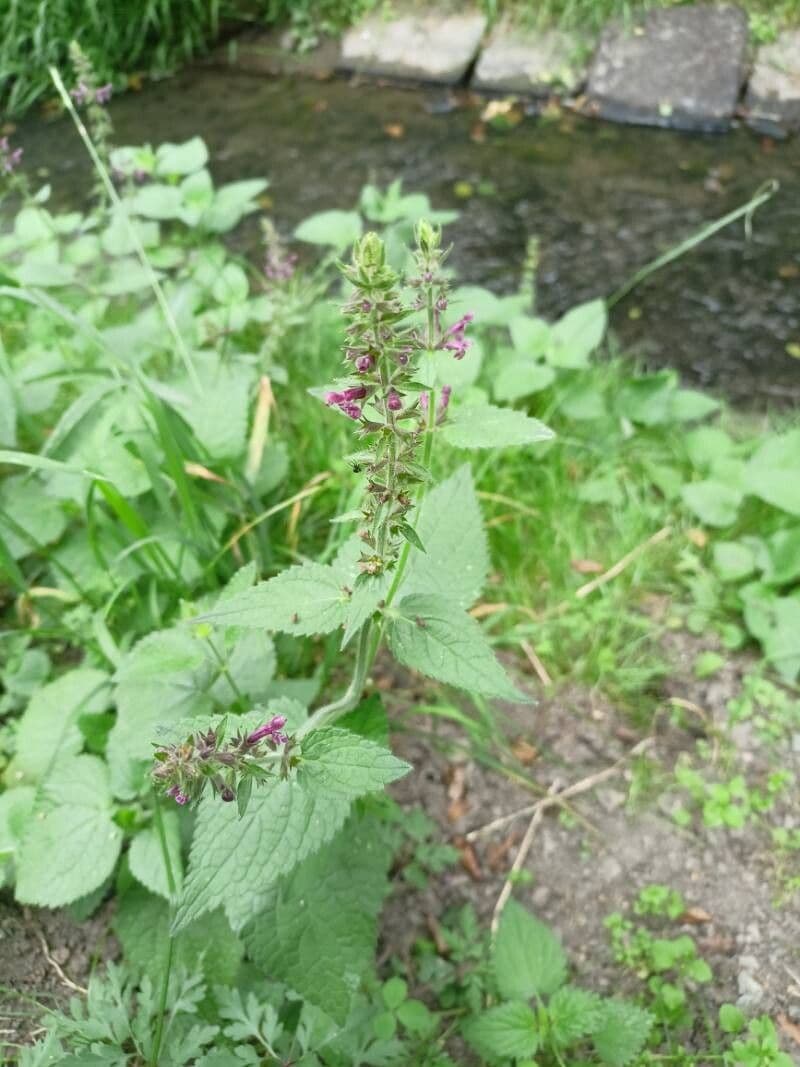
[592, 1000, 654, 1066]
[548, 985, 605, 1047]
[128, 809, 183, 899]
[387, 593, 529, 702]
[15, 755, 123, 907]
[441, 403, 554, 450]
[463, 1001, 539, 1062]
[243, 814, 393, 1023]
[174, 781, 352, 932]
[494, 900, 568, 999]
[115, 882, 242, 988]
[194, 561, 349, 635]
[400, 464, 489, 610]
[0, 786, 35, 887]
[297, 727, 410, 797]
[9, 667, 111, 785]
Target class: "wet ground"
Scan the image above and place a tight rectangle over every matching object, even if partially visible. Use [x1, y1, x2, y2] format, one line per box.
[12, 67, 800, 406]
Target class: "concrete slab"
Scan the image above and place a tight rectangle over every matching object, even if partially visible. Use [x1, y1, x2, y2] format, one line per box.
[473, 20, 589, 96]
[339, 11, 487, 84]
[746, 30, 800, 130]
[587, 4, 748, 132]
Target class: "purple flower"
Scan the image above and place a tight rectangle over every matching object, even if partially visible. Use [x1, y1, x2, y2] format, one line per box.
[342, 386, 367, 402]
[436, 295, 448, 312]
[442, 311, 474, 360]
[220, 786, 236, 802]
[386, 389, 402, 412]
[133, 167, 149, 184]
[325, 390, 343, 407]
[70, 82, 91, 105]
[355, 355, 373, 373]
[342, 402, 362, 420]
[440, 385, 452, 411]
[95, 83, 113, 105]
[166, 785, 189, 805]
[246, 715, 289, 746]
[0, 137, 22, 175]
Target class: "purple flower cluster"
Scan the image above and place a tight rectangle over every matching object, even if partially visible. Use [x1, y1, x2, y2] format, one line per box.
[0, 137, 23, 175]
[71, 81, 112, 106]
[442, 312, 474, 360]
[152, 714, 292, 809]
[325, 385, 367, 420]
[246, 714, 288, 746]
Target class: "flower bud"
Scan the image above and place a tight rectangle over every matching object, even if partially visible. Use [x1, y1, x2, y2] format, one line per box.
[415, 219, 441, 255]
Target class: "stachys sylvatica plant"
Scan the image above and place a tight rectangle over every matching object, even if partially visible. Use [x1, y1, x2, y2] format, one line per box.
[149, 221, 553, 1026]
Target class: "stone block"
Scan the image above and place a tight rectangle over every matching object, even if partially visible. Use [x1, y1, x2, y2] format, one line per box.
[473, 20, 589, 96]
[587, 4, 748, 132]
[340, 11, 487, 84]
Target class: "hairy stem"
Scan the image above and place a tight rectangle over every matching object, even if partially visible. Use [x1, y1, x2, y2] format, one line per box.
[299, 621, 373, 735]
[150, 795, 177, 1067]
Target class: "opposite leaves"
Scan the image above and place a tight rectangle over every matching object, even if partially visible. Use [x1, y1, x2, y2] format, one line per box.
[387, 593, 529, 702]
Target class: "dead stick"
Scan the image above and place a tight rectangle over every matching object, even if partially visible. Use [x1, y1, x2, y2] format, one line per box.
[575, 527, 671, 599]
[468, 738, 653, 842]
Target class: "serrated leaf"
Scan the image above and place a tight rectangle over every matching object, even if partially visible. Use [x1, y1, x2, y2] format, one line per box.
[342, 573, 391, 647]
[494, 900, 567, 998]
[592, 1000, 653, 1066]
[463, 1001, 539, 1062]
[548, 985, 605, 1046]
[0, 786, 35, 886]
[387, 593, 529, 702]
[194, 562, 349, 635]
[0, 474, 67, 558]
[243, 814, 392, 1022]
[549, 298, 606, 368]
[441, 404, 554, 450]
[10, 668, 111, 785]
[400, 465, 489, 610]
[298, 727, 410, 796]
[744, 430, 800, 515]
[15, 756, 122, 907]
[294, 210, 363, 252]
[129, 810, 183, 899]
[174, 781, 352, 932]
[115, 882, 242, 987]
[107, 629, 214, 799]
[682, 480, 742, 528]
[155, 137, 209, 176]
[494, 359, 555, 403]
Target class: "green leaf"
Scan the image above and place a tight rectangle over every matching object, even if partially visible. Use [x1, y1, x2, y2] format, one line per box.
[107, 629, 214, 799]
[387, 594, 528, 702]
[668, 389, 720, 421]
[765, 526, 800, 585]
[131, 183, 184, 220]
[156, 137, 210, 176]
[211, 263, 249, 305]
[9, 668, 111, 785]
[712, 541, 756, 582]
[401, 465, 489, 610]
[510, 315, 551, 356]
[382, 977, 408, 1009]
[298, 727, 410, 797]
[463, 1001, 539, 1062]
[494, 359, 555, 403]
[243, 814, 392, 1022]
[179, 364, 253, 460]
[294, 210, 363, 252]
[684, 426, 734, 470]
[744, 430, 800, 515]
[115, 882, 242, 987]
[493, 900, 567, 998]
[592, 1000, 653, 1066]
[129, 810, 183, 899]
[718, 1003, 746, 1034]
[15, 756, 123, 907]
[0, 787, 35, 886]
[174, 780, 352, 932]
[441, 403, 554, 450]
[681, 480, 742, 527]
[549, 298, 606, 368]
[615, 372, 675, 425]
[203, 179, 268, 232]
[342, 573, 390, 647]
[742, 589, 800, 682]
[194, 562, 349, 635]
[0, 474, 67, 559]
[450, 285, 509, 326]
[548, 986, 605, 1046]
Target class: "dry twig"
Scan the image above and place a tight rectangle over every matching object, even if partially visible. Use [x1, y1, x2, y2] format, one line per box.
[575, 527, 671, 599]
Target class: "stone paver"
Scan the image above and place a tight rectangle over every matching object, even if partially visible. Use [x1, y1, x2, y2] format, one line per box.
[339, 11, 487, 84]
[587, 4, 748, 132]
[746, 30, 800, 130]
[472, 20, 589, 96]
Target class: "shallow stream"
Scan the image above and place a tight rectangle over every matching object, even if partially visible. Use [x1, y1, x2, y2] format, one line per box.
[16, 67, 800, 405]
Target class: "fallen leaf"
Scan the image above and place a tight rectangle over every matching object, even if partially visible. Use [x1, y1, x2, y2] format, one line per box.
[778, 262, 799, 279]
[447, 798, 469, 822]
[312, 98, 329, 113]
[678, 906, 712, 925]
[778, 1014, 800, 1047]
[383, 121, 405, 139]
[184, 462, 229, 485]
[469, 120, 487, 143]
[454, 836, 482, 880]
[470, 602, 507, 619]
[511, 738, 539, 765]
[686, 528, 708, 548]
[425, 912, 450, 955]
[570, 558, 604, 575]
[487, 832, 520, 872]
